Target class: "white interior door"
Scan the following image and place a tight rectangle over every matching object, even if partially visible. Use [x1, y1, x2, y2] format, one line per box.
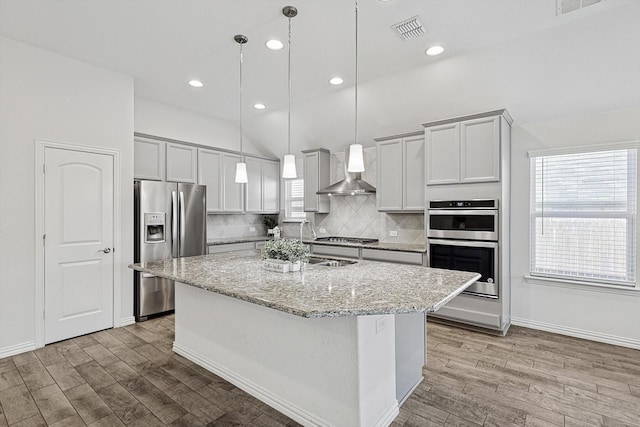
[44, 147, 114, 344]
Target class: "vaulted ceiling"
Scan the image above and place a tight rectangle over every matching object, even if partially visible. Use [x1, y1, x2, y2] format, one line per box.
[1, 0, 638, 156]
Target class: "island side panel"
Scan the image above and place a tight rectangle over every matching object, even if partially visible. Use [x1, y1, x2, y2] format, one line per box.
[395, 312, 426, 405]
[173, 282, 399, 427]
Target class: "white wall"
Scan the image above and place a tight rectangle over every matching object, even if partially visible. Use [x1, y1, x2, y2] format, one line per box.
[134, 97, 270, 158]
[0, 37, 134, 356]
[510, 108, 640, 348]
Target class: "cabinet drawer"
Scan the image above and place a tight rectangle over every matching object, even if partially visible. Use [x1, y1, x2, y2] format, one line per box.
[208, 242, 256, 254]
[361, 249, 424, 265]
[311, 245, 359, 259]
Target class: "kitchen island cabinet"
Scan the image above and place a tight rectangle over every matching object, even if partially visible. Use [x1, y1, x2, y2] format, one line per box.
[130, 252, 478, 427]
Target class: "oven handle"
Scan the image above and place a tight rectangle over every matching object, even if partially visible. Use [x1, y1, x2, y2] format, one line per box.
[428, 239, 498, 249]
[427, 209, 497, 216]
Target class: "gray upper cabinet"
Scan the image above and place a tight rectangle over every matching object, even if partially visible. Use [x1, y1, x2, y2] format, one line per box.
[425, 111, 509, 186]
[302, 149, 330, 213]
[376, 133, 425, 212]
[460, 116, 500, 183]
[245, 158, 280, 214]
[222, 153, 244, 213]
[197, 148, 223, 213]
[134, 137, 165, 181]
[166, 142, 197, 183]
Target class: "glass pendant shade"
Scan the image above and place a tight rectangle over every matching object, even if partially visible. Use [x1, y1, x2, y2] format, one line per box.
[282, 154, 297, 178]
[235, 162, 248, 183]
[347, 143, 365, 173]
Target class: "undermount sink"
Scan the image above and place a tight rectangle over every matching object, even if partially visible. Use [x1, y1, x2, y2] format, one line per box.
[307, 257, 357, 267]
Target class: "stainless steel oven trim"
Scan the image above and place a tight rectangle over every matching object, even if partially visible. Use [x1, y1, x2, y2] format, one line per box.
[427, 209, 499, 241]
[428, 238, 499, 299]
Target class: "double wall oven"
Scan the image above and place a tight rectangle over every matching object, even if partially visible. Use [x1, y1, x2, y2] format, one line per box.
[427, 200, 499, 298]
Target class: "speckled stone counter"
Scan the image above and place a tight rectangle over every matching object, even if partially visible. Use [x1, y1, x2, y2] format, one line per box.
[207, 236, 271, 245]
[304, 239, 427, 253]
[129, 250, 478, 318]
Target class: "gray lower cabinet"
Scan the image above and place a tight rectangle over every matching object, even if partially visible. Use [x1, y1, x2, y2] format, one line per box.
[134, 137, 165, 181]
[375, 133, 425, 212]
[208, 242, 258, 254]
[361, 248, 424, 265]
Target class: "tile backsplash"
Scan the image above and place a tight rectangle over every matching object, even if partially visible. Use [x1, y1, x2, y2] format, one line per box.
[281, 147, 425, 245]
[206, 214, 268, 240]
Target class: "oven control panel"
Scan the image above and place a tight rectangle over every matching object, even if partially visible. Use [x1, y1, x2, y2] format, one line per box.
[429, 199, 497, 209]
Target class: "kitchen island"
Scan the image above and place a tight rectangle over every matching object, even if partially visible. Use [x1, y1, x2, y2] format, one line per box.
[130, 251, 479, 427]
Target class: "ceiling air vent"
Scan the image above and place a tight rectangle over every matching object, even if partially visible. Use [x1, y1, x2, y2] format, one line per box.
[557, 0, 601, 15]
[391, 16, 426, 41]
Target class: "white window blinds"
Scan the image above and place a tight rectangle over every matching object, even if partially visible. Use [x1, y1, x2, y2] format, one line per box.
[284, 178, 306, 220]
[530, 148, 637, 286]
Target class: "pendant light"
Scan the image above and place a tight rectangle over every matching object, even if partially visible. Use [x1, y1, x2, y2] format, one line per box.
[281, 6, 298, 179]
[347, 0, 365, 173]
[234, 34, 249, 184]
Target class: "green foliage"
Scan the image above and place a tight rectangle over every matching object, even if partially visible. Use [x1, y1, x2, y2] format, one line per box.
[261, 239, 310, 262]
[263, 214, 279, 229]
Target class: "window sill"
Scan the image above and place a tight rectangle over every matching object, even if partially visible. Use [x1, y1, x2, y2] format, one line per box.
[524, 275, 640, 296]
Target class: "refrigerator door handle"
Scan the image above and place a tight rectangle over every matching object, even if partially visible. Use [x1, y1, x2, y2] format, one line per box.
[172, 190, 178, 258]
[179, 191, 186, 256]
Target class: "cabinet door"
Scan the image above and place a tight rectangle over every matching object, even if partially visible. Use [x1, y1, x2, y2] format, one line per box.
[403, 136, 425, 210]
[222, 153, 244, 213]
[460, 116, 500, 183]
[198, 148, 223, 212]
[376, 139, 403, 211]
[166, 143, 197, 183]
[262, 160, 280, 213]
[425, 123, 460, 185]
[245, 157, 263, 213]
[303, 152, 320, 212]
[134, 138, 165, 181]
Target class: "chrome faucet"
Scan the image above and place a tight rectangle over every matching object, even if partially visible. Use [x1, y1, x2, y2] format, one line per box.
[300, 219, 317, 242]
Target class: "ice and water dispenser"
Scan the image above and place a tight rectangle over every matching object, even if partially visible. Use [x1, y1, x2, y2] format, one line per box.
[144, 213, 166, 243]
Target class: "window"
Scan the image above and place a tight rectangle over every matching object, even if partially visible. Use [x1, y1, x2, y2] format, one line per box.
[284, 177, 306, 221]
[529, 146, 637, 287]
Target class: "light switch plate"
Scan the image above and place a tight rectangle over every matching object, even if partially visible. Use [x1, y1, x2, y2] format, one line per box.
[389, 231, 398, 237]
[319, 228, 327, 234]
[376, 316, 387, 334]
[249, 226, 256, 232]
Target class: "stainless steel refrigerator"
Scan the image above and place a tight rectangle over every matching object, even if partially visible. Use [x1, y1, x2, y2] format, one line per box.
[134, 180, 207, 321]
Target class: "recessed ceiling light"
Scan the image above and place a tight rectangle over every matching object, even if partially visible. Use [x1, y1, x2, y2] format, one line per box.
[265, 40, 284, 50]
[254, 103, 266, 110]
[329, 77, 344, 85]
[425, 45, 444, 56]
[188, 79, 204, 88]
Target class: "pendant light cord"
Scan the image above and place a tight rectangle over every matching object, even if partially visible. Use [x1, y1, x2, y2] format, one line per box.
[354, 0, 359, 147]
[239, 42, 244, 158]
[287, 14, 292, 156]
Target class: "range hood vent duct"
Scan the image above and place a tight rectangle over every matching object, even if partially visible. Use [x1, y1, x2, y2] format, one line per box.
[316, 147, 376, 196]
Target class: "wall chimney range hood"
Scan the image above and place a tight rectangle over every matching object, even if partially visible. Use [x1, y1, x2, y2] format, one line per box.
[316, 146, 376, 196]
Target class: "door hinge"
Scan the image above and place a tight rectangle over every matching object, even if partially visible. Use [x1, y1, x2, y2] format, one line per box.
[42, 234, 46, 246]
[42, 164, 46, 174]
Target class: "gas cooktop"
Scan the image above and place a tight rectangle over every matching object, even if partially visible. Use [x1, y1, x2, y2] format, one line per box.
[314, 236, 379, 244]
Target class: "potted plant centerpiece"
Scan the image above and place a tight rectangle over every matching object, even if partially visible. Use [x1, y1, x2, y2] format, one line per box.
[261, 239, 310, 273]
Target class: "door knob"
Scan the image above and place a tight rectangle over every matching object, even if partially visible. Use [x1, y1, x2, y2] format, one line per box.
[98, 248, 111, 253]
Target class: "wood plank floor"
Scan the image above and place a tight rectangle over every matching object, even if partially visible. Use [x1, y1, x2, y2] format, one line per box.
[1, 316, 639, 426]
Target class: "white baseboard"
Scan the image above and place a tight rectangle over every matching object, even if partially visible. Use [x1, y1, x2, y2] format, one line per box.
[174, 342, 399, 427]
[118, 316, 136, 327]
[511, 317, 640, 350]
[0, 341, 37, 359]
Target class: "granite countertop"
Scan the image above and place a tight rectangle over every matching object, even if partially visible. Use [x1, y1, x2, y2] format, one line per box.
[129, 251, 479, 318]
[304, 239, 427, 253]
[207, 236, 271, 245]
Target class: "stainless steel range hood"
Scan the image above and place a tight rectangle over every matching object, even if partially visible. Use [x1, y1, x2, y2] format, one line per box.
[316, 146, 376, 196]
